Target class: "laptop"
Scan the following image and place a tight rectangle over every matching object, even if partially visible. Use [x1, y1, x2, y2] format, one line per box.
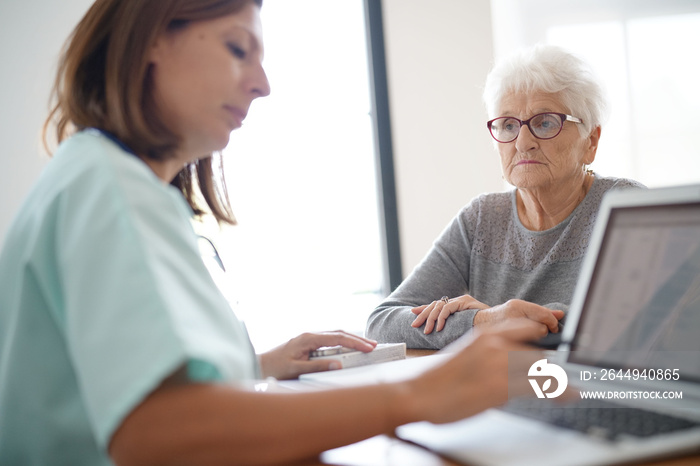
[395, 184, 700, 466]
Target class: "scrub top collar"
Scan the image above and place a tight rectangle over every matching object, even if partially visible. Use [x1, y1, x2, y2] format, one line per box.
[89, 128, 138, 157]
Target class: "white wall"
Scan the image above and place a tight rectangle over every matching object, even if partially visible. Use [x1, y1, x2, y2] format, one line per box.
[382, 0, 503, 277]
[0, 0, 94, 243]
[0, 0, 501, 279]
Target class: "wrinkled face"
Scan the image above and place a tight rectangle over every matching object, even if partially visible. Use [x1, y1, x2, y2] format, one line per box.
[148, 2, 270, 160]
[496, 91, 596, 192]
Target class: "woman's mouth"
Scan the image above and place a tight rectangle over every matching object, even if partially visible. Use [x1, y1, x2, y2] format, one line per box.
[223, 105, 247, 128]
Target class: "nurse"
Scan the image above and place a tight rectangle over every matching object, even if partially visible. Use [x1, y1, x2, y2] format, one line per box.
[0, 0, 545, 464]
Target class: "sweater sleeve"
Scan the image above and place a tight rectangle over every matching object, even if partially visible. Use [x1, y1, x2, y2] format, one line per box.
[366, 205, 477, 349]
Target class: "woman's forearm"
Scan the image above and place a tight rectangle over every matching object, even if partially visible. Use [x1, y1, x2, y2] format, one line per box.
[110, 381, 417, 466]
[110, 321, 542, 465]
[367, 304, 477, 348]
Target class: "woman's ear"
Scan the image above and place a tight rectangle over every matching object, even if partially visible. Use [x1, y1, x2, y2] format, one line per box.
[585, 126, 601, 165]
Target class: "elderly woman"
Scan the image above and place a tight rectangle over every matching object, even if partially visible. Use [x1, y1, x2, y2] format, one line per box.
[366, 44, 645, 349]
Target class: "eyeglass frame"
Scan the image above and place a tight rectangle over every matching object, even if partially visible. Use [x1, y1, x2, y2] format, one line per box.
[486, 112, 583, 143]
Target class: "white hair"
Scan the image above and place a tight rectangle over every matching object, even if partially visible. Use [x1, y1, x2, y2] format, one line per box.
[483, 44, 608, 137]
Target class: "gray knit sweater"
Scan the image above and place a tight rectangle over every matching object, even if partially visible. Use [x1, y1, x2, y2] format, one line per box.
[366, 175, 646, 349]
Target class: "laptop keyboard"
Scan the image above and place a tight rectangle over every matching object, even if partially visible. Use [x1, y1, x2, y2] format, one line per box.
[501, 399, 700, 441]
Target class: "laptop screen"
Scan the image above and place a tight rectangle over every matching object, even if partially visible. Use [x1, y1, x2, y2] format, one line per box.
[569, 202, 700, 381]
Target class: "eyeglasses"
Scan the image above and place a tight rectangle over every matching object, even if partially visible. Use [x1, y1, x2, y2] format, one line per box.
[486, 112, 583, 143]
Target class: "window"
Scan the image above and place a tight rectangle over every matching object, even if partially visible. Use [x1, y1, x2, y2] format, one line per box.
[198, 0, 386, 351]
[490, 0, 700, 188]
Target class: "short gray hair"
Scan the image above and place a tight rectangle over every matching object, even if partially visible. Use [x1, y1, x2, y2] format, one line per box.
[483, 44, 608, 137]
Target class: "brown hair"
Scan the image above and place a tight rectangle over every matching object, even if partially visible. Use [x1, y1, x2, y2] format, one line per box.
[43, 0, 263, 225]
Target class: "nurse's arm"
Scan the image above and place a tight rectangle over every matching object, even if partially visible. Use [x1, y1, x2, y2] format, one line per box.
[108, 321, 543, 465]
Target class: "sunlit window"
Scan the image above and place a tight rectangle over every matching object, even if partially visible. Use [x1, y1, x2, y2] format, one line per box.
[197, 0, 384, 352]
[491, 0, 700, 188]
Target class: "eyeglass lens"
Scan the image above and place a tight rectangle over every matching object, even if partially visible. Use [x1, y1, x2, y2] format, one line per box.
[489, 113, 564, 143]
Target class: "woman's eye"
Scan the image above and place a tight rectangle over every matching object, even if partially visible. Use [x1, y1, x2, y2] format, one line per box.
[503, 119, 519, 132]
[227, 43, 246, 59]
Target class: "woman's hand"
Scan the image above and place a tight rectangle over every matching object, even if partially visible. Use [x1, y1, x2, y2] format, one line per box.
[258, 331, 377, 380]
[411, 293, 490, 334]
[474, 299, 564, 334]
[401, 319, 552, 424]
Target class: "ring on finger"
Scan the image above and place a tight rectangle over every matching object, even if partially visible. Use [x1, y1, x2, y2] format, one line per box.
[440, 296, 449, 304]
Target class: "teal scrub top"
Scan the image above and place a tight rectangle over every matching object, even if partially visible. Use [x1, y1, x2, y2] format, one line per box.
[0, 130, 258, 465]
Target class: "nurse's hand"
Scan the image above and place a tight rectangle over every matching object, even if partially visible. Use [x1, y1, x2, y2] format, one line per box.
[411, 293, 490, 334]
[258, 331, 377, 380]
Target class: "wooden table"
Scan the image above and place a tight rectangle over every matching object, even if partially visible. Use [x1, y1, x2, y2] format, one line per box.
[302, 349, 700, 466]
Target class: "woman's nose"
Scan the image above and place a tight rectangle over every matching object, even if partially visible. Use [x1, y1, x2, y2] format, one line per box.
[251, 64, 270, 98]
[514, 124, 538, 152]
